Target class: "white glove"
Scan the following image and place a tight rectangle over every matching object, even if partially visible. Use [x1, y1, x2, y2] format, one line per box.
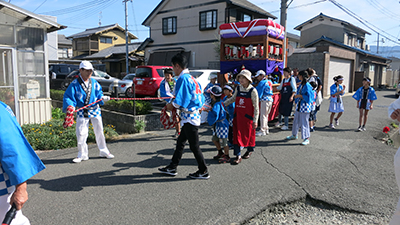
[103, 96, 111, 102]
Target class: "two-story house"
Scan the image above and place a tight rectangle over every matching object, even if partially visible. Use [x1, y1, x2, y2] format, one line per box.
[139, 0, 276, 69]
[288, 13, 389, 96]
[58, 34, 73, 59]
[68, 23, 138, 58]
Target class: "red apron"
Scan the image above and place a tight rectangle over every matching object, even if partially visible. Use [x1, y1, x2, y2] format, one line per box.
[233, 87, 255, 147]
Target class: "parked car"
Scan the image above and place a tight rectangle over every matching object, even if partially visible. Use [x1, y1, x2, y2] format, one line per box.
[133, 65, 172, 97]
[109, 73, 135, 97]
[49, 64, 79, 89]
[190, 69, 220, 91]
[61, 70, 120, 92]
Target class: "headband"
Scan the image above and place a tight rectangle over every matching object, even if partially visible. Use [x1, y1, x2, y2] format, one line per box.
[223, 85, 233, 92]
[210, 89, 222, 97]
[363, 78, 371, 83]
[337, 78, 344, 81]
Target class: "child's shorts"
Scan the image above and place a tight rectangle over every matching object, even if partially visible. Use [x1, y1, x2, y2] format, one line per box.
[309, 109, 317, 121]
[212, 135, 228, 147]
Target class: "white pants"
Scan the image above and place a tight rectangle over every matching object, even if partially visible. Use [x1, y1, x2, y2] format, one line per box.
[292, 111, 310, 140]
[0, 193, 30, 225]
[76, 116, 111, 159]
[390, 147, 400, 225]
[260, 101, 273, 133]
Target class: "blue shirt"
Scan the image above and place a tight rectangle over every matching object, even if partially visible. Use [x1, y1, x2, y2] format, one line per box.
[172, 69, 205, 126]
[256, 79, 273, 102]
[63, 77, 104, 118]
[0, 101, 45, 195]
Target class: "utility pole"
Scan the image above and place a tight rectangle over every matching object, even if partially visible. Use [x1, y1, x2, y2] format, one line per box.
[124, 0, 135, 115]
[124, 0, 130, 74]
[280, 0, 288, 67]
[377, 33, 380, 54]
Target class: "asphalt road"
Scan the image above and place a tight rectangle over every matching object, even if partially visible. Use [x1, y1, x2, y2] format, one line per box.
[23, 88, 399, 225]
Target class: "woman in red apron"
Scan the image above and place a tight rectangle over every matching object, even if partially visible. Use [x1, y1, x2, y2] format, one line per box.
[224, 69, 259, 164]
[277, 67, 297, 130]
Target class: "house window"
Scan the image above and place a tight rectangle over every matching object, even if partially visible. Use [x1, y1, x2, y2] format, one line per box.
[243, 13, 251, 22]
[199, 10, 217, 30]
[237, 12, 252, 22]
[100, 37, 112, 44]
[370, 64, 375, 72]
[163, 17, 177, 35]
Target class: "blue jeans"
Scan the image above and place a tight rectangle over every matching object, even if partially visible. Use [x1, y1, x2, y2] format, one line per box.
[278, 114, 289, 126]
[234, 144, 255, 156]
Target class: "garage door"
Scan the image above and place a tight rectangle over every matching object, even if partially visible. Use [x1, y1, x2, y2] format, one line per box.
[328, 57, 351, 92]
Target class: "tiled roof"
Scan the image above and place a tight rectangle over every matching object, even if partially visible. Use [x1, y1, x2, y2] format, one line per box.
[305, 36, 389, 60]
[67, 23, 137, 39]
[84, 42, 142, 59]
[294, 13, 371, 35]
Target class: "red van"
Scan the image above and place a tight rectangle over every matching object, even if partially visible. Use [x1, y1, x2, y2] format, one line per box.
[133, 65, 173, 96]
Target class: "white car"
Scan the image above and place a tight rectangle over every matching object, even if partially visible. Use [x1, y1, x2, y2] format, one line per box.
[190, 69, 220, 91]
[109, 73, 135, 97]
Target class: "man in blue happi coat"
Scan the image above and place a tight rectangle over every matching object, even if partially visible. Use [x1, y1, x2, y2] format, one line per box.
[63, 61, 114, 163]
[158, 53, 209, 179]
[0, 101, 45, 224]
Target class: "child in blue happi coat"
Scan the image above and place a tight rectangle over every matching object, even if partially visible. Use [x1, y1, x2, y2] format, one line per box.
[208, 86, 231, 163]
[352, 77, 377, 131]
[201, 74, 218, 123]
[286, 70, 314, 146]
[223, 84, 235, 147]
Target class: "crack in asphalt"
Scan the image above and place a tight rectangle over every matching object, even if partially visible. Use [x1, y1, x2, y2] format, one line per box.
[258, 148, 369, 215]
[336, 153, 365, 176]
[259, 148, 309, 196]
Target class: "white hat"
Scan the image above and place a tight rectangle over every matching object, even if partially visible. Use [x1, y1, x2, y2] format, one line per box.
[209, 73, 218, 80]
[236, 69, 252, 82]
[255, 70, 266, 77]
[79, 61, 94, 70]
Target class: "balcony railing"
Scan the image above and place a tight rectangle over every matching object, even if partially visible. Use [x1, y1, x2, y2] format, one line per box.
[73, 40, 99, 52]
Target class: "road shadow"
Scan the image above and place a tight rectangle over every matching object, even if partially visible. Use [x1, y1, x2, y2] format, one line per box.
[28, 169, 189, 192]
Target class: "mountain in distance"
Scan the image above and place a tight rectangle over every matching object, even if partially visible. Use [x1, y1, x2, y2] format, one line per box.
[369, 45, 400, 58]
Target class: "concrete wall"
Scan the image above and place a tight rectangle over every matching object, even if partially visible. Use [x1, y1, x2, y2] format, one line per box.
[288, 52, 325, 95]
[299, 23, 344, 47]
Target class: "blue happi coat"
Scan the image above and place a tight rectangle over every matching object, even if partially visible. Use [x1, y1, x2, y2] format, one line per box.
[173, 73, 205, 122]
[203, 82, 214, 105]
[223, 96, 235, 126]
[208, 100, 229, 138]
[352, 86, 377, 109]
[330, 84, 345, 102]
[256, 79, 273, 102]
[63, 77, 104, 118]
[0, 101, 45, 196]
[160, 78, 176, 103]
[295, 82, 314, 113]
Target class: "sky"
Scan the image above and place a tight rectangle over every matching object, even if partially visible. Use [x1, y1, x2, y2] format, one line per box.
[7, 0, 400, 55]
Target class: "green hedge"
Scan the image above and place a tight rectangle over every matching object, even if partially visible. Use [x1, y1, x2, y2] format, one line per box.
[50, 89, 64, 101]
[21, 118, 118, 150]
[50, 89, 153, 115]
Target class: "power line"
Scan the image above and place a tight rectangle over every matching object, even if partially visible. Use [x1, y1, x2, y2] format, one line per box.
[328, 0, 400, 45]
[33, 0, 47, 13]
[60, 0, 119, 24]
[39, 0, 110, 16]
[270, 0, 327, 13]
[130, 1, 139, 39]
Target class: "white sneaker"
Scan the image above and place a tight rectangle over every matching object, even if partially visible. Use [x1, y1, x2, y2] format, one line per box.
[72, 157, 89, 163]
[100, 153, 114, 159]
[281, 125, 289, 130]
[329, 124, 335, 129]
[256, 131, 266, 136]
[274, 122, 282, 128]
[335, 119, 339, 126]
